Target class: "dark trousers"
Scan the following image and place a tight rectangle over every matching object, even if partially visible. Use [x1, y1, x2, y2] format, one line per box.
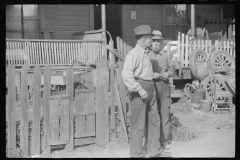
[154, 79, 171, 146]
[129, 80, 162, 157]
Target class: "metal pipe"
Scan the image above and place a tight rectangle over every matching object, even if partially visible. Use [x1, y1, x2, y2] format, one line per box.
[101, 4, 107, 44]
[191, 4, 195, 36]
[21, 5, 24, 39]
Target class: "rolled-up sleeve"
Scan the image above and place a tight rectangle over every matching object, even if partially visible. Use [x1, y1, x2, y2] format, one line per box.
[121, 53, 143, 93]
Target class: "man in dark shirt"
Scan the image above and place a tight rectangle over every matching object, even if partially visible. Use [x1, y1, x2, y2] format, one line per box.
[148, 30, 174, 150]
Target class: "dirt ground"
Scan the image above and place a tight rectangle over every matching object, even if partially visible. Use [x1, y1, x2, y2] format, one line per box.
[39, 101, 235, 158]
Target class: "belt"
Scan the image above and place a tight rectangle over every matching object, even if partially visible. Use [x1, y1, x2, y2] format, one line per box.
[135, 78, 153, 83]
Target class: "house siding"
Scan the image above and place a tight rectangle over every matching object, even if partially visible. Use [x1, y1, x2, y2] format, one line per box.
[6, 5, 23, 39]
[122, 5, 163, 47]
[43, 5, 91, 39]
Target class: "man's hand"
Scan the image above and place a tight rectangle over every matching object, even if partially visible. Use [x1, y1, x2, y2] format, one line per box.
[140, 92, 148, 99]
[153, 73, 161, 79]
[159, 72, 168, 80]
[138, 89, 148, 99]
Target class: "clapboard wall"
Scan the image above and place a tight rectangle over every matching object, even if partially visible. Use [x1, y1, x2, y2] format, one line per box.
[122, 5, 163, 47]
[40, 5, 94, 39]
[6, 5, 23, 39]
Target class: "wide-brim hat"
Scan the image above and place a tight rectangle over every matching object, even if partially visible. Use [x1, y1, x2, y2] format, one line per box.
[152, 30, 165, 40]
[132, 25, 155, 37]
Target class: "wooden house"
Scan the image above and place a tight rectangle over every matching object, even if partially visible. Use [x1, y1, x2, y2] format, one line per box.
[6, 4, 235, 48]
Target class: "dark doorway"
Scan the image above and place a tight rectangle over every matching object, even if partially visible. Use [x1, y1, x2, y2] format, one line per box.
[94, 4, 122, 49]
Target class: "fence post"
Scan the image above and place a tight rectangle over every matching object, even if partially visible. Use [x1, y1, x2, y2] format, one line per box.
[96, 44, 110, 146]
[66, 66, 74, 151]
[43, 65, 51, 153]
[20, 65, 29, 156]
[7, 65, 16, 151]
[32, 65, 41, 156]
[109, 39, 116, 141]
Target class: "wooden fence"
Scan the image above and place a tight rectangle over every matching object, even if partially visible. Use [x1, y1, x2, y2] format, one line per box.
[6, 36, 134, 156]
[6, 39, 103, 66]
[176, 32, 235, 68]
[6, 65, 98, 156]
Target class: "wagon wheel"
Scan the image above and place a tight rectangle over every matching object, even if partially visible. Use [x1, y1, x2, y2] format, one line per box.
[189, 49, 208, 80]
[183, 83, 195, 99]
[209, 50, 235, 69]
[202, 74, 230, 102]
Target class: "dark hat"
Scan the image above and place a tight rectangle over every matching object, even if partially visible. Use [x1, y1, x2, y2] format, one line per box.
[152, 30, 165, 40]
[132, 25, 155, 37]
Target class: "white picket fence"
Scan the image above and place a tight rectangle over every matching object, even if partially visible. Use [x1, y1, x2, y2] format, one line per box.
[175, 32, 235, 68]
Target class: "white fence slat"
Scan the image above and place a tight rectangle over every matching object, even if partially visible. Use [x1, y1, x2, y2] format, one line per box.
[181, 33, 185, 67]
[177, 32, 181, 61]
[185, 34, 189, 67]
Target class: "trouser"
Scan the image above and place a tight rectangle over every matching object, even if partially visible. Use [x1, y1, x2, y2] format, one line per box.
[129, 80, 162, 157]
[154, 79, 171, 146]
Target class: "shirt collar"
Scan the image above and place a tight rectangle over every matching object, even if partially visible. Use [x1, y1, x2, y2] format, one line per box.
[136, 44, 149, 54]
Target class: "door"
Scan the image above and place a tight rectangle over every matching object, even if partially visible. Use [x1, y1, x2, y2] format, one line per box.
[162, 4, 189, 40]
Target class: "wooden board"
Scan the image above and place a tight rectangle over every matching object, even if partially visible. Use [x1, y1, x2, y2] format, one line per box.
[115, 76, 128, 143]
[49, 99, 59, 142]
[118, 62, 127, 119]
[96, 44, 110, 146]
[20, 65, 29, 156]
[109, 39, 116, 140]
[43, 65, 51, 152]
[85, 92, 96, 136]
[7, 65, 16, 150]
[75, 92, 86, 138]
[32, 65, 41, 155]
[74, 137, 96, 147]
[66, 66, 74, 151]
[59, 98, 70, 141]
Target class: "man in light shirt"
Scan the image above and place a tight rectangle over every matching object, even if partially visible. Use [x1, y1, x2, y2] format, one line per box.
[148, 30, 174, 150]
[121, 25, 171, 158]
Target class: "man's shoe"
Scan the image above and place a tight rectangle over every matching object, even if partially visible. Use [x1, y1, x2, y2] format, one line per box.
[164, 143, 171, 149]
[151, 151, 171, 157]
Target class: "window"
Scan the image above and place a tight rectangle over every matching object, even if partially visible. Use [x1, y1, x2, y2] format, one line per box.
[23, 5, 39, 19]
[163, 4, 188, 24]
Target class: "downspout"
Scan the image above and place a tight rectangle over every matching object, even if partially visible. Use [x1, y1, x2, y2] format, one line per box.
[21, 4, 24, 39]
[191, 4, 195, 37]
[101, 4, 107, 44]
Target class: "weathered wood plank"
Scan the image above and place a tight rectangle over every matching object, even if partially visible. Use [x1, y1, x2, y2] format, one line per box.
[118, 61, 127, 119]
[85, 92, 95, 136]
[59, 98, 70, 142]
[109, 39, 116, 141]
[66, 66, 74, 151]
[106, 45, 125, 61]
[115, 76, 128, 143]
[7, 65, 16, 150]
[49, 99, 59, 143]
[43, 65, 51, 152]
[96, 44, 109, 146]
[74, 137, 96, 147]
[75, 92, 86, 137]
[20, 65, 29, 156]
[32, 65, 41, 155]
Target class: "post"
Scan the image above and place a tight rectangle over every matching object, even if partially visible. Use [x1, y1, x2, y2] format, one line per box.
[109, 39, 116, 141]
[191, 4, 195, 37]
[101, 4, 107, 44]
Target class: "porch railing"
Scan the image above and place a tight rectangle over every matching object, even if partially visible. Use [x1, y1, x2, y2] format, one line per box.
[6, 39, 103, 66]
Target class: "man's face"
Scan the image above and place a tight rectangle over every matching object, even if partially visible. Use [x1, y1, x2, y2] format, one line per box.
[143, 35, 152, 49]
[152, 39, 163, 51]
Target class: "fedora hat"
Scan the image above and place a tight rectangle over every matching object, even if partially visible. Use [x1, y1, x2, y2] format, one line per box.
[132, 25, 155, 37]
[152, 30, 165, 40]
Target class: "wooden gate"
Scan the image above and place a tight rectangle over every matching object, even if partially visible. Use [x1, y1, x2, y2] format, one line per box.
[48, 95, 70, 152]
[74, 89, 96, 146]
